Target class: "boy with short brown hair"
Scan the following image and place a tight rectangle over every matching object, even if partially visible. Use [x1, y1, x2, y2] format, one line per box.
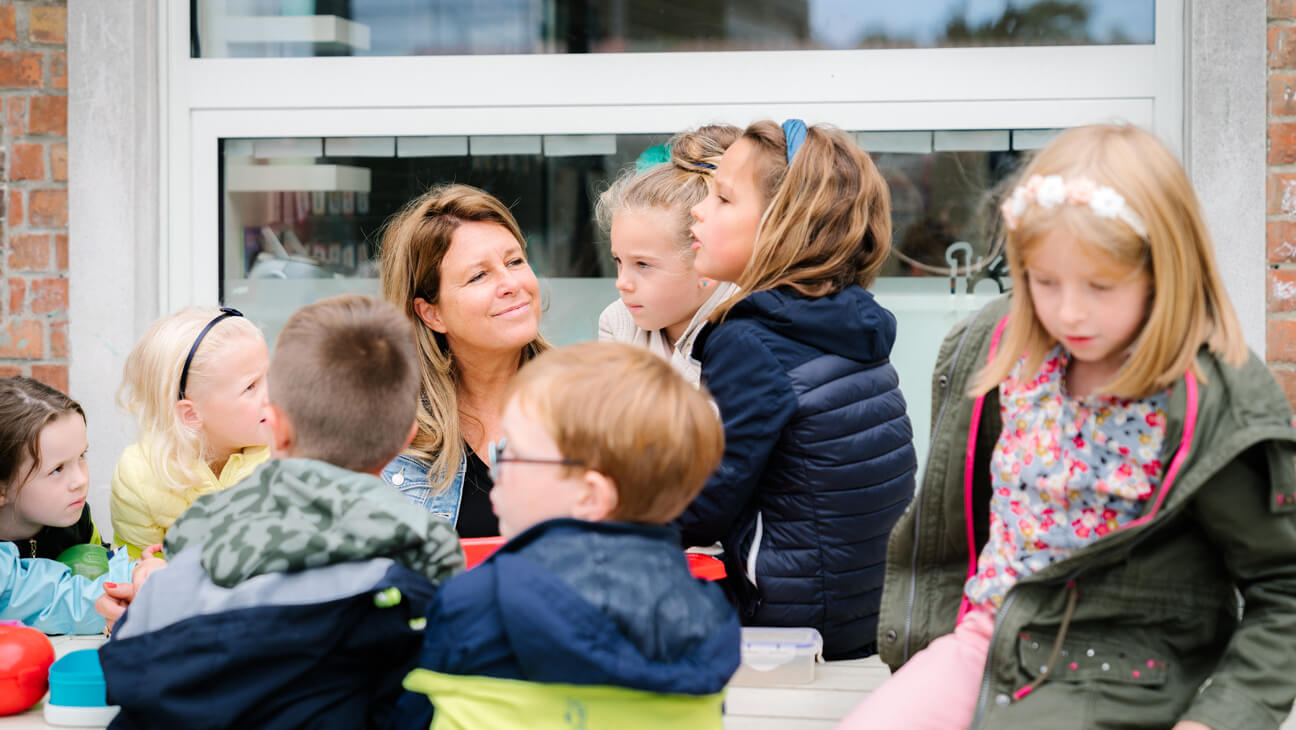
[390, 341, 740, 729]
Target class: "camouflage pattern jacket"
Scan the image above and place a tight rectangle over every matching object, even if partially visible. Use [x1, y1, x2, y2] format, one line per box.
[164, 457, 465, 587]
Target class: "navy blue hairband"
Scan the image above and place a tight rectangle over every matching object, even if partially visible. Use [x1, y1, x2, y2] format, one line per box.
[782, 119, 807, 164]
[178, 307, 243, 400]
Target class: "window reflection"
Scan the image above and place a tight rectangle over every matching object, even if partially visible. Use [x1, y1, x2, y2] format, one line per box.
[195, 0, 1153, 58]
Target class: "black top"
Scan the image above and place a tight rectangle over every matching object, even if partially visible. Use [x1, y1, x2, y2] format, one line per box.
[455, 446, 499, 538]
[4, 503, 100, 560]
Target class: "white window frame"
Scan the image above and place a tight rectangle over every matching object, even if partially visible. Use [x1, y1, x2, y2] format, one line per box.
[161, 0, 1184, 311]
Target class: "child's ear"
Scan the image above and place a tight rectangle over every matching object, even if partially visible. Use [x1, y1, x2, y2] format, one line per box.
[266, 404, 295, 457]
[412, 297, 448, 334]
[573, 470, 619, 523]
[174, 399, 203, 431]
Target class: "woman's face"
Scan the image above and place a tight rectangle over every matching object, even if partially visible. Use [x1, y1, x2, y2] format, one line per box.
[417, 221, 541, 356]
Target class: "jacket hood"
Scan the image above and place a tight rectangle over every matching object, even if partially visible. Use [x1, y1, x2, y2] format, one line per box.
[164, 458, 464, 588]
[721, 286, 896, 363]
[489, 519, 740, 695]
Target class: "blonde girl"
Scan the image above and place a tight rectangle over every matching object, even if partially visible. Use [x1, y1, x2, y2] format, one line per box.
[111, 307, 271, 558]
[595, 125, 741, 384]
[854, 124, 1296, 730]
[672, 119, 917, 660]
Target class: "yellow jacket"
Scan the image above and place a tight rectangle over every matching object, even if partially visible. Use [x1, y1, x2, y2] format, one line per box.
[109, 442, 269, 558]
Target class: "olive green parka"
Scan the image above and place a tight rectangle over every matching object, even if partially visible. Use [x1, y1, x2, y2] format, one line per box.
[878, 296, 1296, 729]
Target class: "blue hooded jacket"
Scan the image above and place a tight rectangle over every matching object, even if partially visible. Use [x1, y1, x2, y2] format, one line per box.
[387, 519, 741, 730]
[673, 286, 917, 659]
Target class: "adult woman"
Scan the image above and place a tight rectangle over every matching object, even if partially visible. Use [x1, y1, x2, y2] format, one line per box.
[379, 184, 547, 537]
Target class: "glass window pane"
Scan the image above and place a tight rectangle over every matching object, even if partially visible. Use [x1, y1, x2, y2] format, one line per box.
[219, 129, 1041, 475]
[194, 1, 1154, 58]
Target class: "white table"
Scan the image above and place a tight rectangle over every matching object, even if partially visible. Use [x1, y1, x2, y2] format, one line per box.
[5, 640, 1296, 729]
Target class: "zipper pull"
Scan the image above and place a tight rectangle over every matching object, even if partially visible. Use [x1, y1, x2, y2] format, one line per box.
[28, 539, 36, 558]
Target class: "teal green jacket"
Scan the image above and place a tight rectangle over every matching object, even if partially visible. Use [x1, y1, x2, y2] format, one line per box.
[878, 296, 1296, 729]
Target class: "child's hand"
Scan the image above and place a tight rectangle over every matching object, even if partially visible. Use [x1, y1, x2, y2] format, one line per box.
[131, 544, 166, 586]
[95, 581, 136, 636]
[1172, 722, 1213, 730]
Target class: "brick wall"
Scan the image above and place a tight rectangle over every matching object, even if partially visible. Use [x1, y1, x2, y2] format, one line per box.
[0, 1, 64, 391]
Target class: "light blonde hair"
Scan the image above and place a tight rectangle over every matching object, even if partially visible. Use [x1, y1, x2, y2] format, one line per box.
[710, 121, 892, 322]
[970, 123, 1247, 398]
[596, 124, 741, 255]
[506, 342, 724, 524]
[270, 295, 420, 473]
[379, 183, 549, 491]
[118, 307, 265, 491]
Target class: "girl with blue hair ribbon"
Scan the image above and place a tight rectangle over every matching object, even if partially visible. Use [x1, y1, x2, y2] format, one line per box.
[671, 119, 917, 659]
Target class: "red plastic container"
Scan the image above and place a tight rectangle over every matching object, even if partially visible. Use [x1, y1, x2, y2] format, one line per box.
[459, 537, 727, 581]
[460, 537, 506, 569]
[686, 552, 727, 581]
[0, 624, 54, 715]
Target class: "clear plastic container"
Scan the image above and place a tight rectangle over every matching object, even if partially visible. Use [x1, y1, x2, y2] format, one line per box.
[730, 627, 823, 686]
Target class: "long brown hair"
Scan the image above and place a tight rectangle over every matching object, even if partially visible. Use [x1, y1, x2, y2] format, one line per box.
[969, 124, 1246, 398]
[711, 121, 892, 322]
[0, 376, 84, 494]
[379, 184, 549, 490]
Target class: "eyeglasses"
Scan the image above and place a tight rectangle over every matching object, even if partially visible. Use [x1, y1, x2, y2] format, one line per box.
[487, 437, 582, 484]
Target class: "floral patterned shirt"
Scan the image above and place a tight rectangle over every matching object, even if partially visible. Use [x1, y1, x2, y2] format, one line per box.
[963, 347, 1169, 610]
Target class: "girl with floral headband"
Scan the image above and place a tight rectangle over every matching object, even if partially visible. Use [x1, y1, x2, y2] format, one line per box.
[842, 123, 1296, 730]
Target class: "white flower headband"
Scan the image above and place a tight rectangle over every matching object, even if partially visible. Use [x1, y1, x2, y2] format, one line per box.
[1000, 174, 1148, 239]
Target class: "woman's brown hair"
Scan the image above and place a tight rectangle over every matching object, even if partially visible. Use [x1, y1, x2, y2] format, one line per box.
[379, 183, 549, 491]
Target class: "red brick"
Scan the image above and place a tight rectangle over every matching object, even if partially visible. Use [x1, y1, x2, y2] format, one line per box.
[1268, 319, 1296, 361]
[8, 233, 50, 270]
[53, 233, 65, 270]
[0, 319, 40, 359]
[49, 52, 64, 90]
[7, 189, 21, 227]
[1272, 74, 1296, 116]
[0, 365, 22, 379]
[30, 364, 66, 393]
[49, 141, 64, 181]
[0, 51, 41, 88]
[1273, 27, 1296, 69]
[1271, 270, 1296, 313]
[1273, 0, 1296, 19]
[29, 6, 65, 45]
[49, 319, 65, 358]
[28, 95, 64, 135]
[1269, 173, 1296, 216]
[8, 141, 41, 180]
[7, 277, 24, 314]
[6, 95, 25, 136]
[28, 189, 65, 227]
[28, 277, 65, 315]
[0, 7, 16, 44]
[1272, 123, 1296, 165]
[1269, 222, 1296, 262]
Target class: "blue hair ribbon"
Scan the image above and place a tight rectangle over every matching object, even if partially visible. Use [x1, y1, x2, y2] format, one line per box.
[781, 119, 807, 164]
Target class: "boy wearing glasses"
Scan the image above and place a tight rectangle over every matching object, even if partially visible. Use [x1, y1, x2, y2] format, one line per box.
[98, 295, 465, 729]
[389, 341, 741, 729]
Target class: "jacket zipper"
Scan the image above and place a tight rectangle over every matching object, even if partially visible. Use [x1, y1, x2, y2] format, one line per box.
[970, 591, 1016, 727]
[902, 308, 987, 661]
[744, 511, 764, 588]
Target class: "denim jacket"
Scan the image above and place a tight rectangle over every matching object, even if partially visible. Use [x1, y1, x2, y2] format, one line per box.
[381, 451, 466, 525]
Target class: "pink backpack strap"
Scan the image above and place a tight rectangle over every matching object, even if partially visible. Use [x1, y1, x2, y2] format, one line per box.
[957, 315, 1009, 624]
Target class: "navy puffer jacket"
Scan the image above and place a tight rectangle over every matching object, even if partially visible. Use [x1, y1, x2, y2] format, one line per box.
[674, 286, 917, 659]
